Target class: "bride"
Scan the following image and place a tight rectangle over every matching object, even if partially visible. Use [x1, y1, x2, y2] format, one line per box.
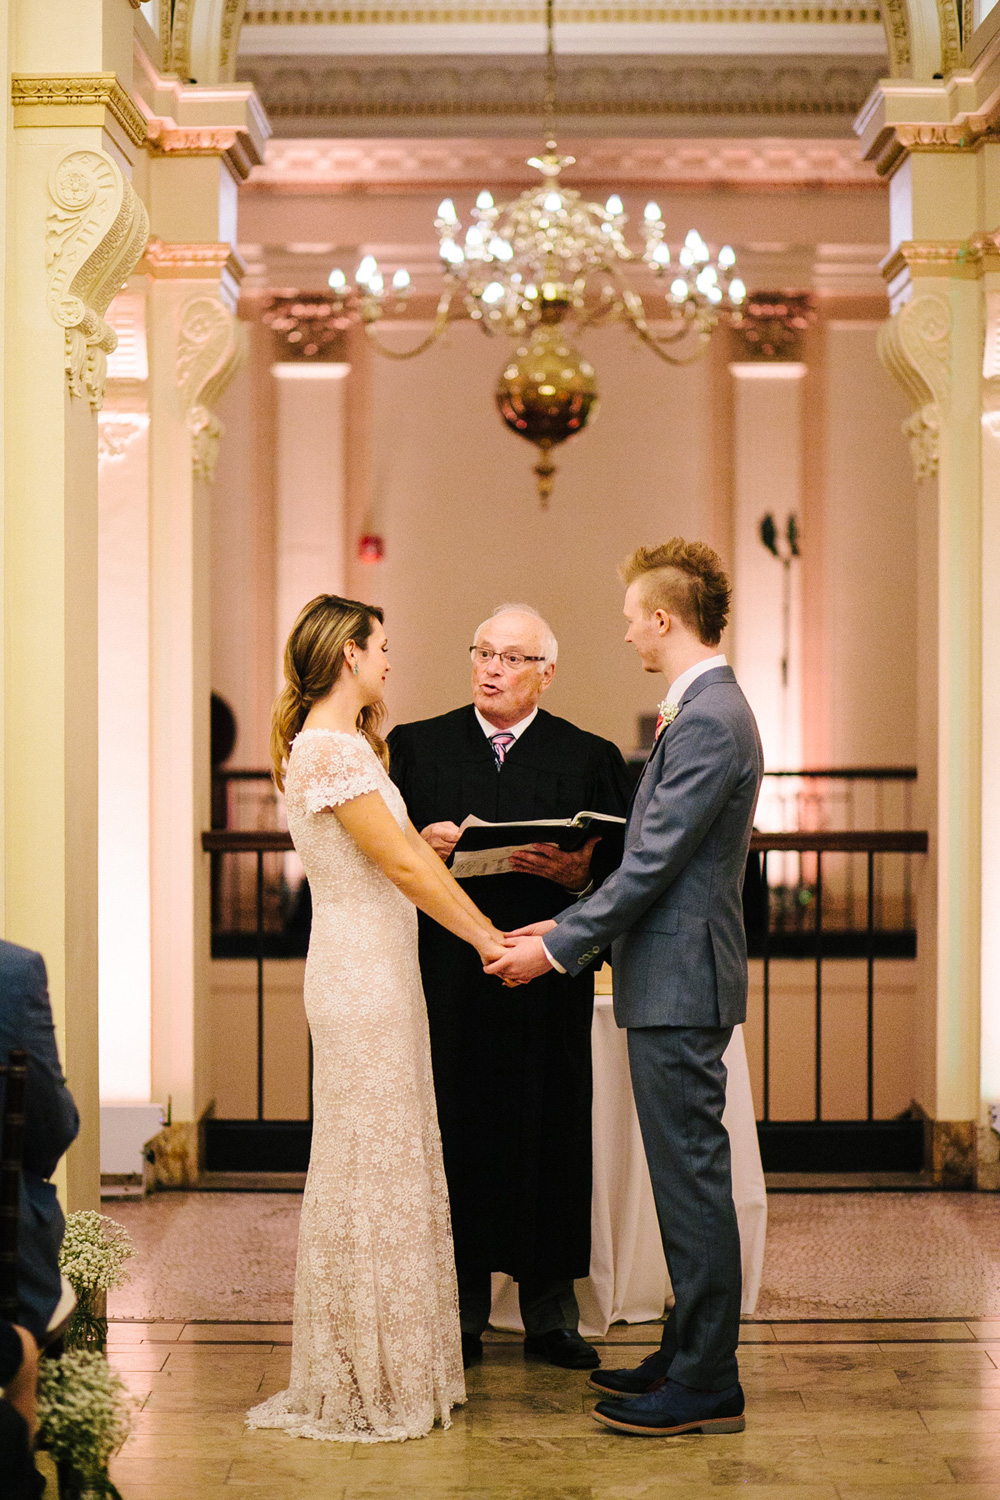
[248, 594, 506, 1443]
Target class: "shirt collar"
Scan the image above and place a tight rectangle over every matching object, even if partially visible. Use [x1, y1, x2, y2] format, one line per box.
[665, 654, 728, 708]
[474, 705, 539, 743]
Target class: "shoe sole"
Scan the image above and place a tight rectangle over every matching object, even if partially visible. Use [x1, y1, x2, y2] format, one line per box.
[591, 1409, 746, 1437]
[587, 1377, 648, 1398]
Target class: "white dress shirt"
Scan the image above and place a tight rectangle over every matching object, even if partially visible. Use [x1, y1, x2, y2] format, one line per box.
[663, 653, 728, 708]
[542, 654, 728, 975]
[474, 705, 538, 743]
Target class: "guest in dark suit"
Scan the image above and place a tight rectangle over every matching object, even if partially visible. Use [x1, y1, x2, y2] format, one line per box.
[0, 1320, 42, 1499]
[490, 543, 763, 1436]
[0, 941, 80, 1343]
[388, 605, 631, 1371]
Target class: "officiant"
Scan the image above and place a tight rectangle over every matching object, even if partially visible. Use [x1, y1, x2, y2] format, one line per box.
[388, 605, 631, 1371]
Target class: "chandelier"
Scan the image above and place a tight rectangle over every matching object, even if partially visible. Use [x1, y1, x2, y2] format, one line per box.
[325, 1, 747, 503]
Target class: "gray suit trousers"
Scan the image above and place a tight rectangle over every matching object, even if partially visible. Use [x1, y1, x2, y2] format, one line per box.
[626, 1024, 742, 1391]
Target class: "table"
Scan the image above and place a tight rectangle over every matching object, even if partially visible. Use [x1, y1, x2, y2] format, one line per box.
[490, 993, 768, 1337]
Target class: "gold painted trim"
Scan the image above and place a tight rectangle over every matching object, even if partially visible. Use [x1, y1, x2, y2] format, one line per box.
[881, 237, 1000, 281]
[138, 238, 247, 284]
[12, 74, 148, 149]
[261, 93, 872, 116]
[243, 4, 881, 21]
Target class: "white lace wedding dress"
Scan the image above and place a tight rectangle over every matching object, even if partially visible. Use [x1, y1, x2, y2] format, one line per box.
[247, 728, 465, 1442]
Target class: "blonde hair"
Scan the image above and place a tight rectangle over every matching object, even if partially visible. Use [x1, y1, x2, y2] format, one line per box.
[271, 594, 388, 790]
[620, 539, 731, 647]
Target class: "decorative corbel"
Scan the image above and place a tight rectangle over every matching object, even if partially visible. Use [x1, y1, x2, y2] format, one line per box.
[877, 293, 952, 482]
[45, 149, 149, 411]
[176, 293, 245, 481]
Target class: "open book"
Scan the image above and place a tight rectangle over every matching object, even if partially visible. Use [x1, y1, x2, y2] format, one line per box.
[449, 810, 626, 880]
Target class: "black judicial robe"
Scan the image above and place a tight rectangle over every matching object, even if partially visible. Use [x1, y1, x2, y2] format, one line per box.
[388, 705, 632, 1283]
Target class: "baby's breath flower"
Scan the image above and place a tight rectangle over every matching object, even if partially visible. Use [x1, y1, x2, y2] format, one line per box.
[59, 1211, 134, 1295]
[37, 1348, 131, 1487]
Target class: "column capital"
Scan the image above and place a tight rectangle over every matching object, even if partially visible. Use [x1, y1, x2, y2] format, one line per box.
[12, 71, 148, 153]
[133, 53, 270, 182]
[138, 237, 246, 303]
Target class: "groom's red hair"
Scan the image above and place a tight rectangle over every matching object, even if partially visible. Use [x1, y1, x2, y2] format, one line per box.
[620, 539, 731, 647]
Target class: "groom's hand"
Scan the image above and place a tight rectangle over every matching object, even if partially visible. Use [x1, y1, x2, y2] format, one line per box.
[484, 935, 553, 985]
[506, 918, 558, 938]
[508, 835, 600, 891]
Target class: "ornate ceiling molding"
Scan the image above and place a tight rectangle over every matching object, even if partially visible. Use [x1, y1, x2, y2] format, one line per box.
[242, 54, 886, 124]
[170, 0, 249, 83]
[12, 73, 148, 149]
[243, 3, 880, 20]
[247, 132, 881, 189]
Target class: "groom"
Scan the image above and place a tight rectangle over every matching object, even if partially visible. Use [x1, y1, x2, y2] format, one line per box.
[487, 538, 763, 1437]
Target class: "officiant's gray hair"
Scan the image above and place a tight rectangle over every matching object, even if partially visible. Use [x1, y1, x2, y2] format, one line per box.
[476, 603, 559, 665]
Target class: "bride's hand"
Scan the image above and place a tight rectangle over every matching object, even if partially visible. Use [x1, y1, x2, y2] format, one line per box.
[477, 930, 509, 969]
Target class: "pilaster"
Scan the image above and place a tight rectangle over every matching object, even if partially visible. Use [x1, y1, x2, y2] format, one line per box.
[3, 1, 148, 1209]
[862, 62, 1000, 1181]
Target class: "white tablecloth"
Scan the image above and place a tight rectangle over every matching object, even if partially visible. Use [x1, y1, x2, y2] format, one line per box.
[490, 994, 768, 1337]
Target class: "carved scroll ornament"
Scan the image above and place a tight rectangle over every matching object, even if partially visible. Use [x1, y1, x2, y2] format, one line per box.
[176, 294, 246, 481]
[45, 150, 149, 411]
[877, 293, 951, 482]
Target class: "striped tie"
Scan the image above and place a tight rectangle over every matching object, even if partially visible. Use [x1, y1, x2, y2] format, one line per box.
[490, 731, 516, 768]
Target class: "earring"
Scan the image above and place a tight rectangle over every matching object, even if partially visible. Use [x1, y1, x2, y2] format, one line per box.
[352, 663, 359, 676]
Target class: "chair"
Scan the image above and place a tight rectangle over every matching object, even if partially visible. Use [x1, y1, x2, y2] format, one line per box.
[0, 1050, 28, 1321]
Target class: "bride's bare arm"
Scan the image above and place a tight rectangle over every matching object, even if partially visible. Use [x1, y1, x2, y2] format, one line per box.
[404, 821, 488, 925]
[332, 792, 505, 961]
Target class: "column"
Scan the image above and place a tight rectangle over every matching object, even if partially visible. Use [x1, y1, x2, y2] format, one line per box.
[272, 363, 351, 682]
[98, 289, 152, 1108]
[4, 2, 149, 1208]
[859, 88, 997, 1182]
[134, 75, 267, 1175]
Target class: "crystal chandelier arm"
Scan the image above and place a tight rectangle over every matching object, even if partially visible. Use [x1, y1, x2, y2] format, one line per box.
[361, 286, 457, 360]
[607, 273, 716, 365]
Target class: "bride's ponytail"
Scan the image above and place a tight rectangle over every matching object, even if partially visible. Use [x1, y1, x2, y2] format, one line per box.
[271, 594, 389, 790]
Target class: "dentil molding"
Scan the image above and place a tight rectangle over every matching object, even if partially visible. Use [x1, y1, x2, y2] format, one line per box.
[241, 54, 885, 123]
[243, 3, 881, 21]
[46, 149, 150, 412]
[877, 293, 951, 481]
[12, 73, 148, 149]
[248, 133, 880, 189]
[176, 294, 246, 481]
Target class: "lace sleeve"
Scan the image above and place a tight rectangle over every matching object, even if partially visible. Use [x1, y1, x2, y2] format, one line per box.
[296, 733, 383, 814]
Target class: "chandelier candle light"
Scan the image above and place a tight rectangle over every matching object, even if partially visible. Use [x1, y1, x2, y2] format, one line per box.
[326, 0, 747, 503]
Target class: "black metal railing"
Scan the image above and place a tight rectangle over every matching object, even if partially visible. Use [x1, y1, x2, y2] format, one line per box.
[751, 829, 928, 1172]
[203, 825, 930, 1175]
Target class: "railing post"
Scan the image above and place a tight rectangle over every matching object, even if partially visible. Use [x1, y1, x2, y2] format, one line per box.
[814, 850, 823, 1122]
[256, 848, 265, 1123]
[867, 847, 875, 1123]
[762, 850, 770, 1123]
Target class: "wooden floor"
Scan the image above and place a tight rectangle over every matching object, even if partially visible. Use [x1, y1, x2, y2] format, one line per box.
[101, 1319, 1000, 1499]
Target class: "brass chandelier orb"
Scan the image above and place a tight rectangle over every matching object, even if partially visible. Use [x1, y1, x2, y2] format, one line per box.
[325, 1, 748, 503]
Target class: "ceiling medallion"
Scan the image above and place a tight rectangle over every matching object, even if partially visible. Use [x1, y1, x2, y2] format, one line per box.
[324, 1, 749, 503]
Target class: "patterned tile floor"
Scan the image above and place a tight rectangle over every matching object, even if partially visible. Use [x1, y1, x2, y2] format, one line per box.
[106, 1191, 1000, 1324]
[89, 1191, 1000, 1499]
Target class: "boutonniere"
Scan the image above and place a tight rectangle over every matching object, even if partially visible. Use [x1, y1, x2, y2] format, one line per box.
[655, 700, 679, 738]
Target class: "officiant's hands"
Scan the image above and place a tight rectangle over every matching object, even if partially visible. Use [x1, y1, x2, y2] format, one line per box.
[508, 835, 601, 891]
[420, 821, 462, 859]
[484, 935, 554, 985]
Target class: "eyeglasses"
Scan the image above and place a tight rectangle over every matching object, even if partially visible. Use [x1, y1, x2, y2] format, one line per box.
[469, 647, 547, 670]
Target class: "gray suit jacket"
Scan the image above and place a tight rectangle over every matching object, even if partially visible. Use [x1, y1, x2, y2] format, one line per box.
[544, 666, 763, 1028]
[0, 940, 80, 1340]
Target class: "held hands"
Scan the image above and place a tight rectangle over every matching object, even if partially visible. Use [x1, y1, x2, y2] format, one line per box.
[507, 835, 600, 890]
[484, 931, 556, 986]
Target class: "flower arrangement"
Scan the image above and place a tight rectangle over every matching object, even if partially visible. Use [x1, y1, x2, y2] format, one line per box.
[59, 1211, 135, 1351]
[37, 1348, 131, 1499]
